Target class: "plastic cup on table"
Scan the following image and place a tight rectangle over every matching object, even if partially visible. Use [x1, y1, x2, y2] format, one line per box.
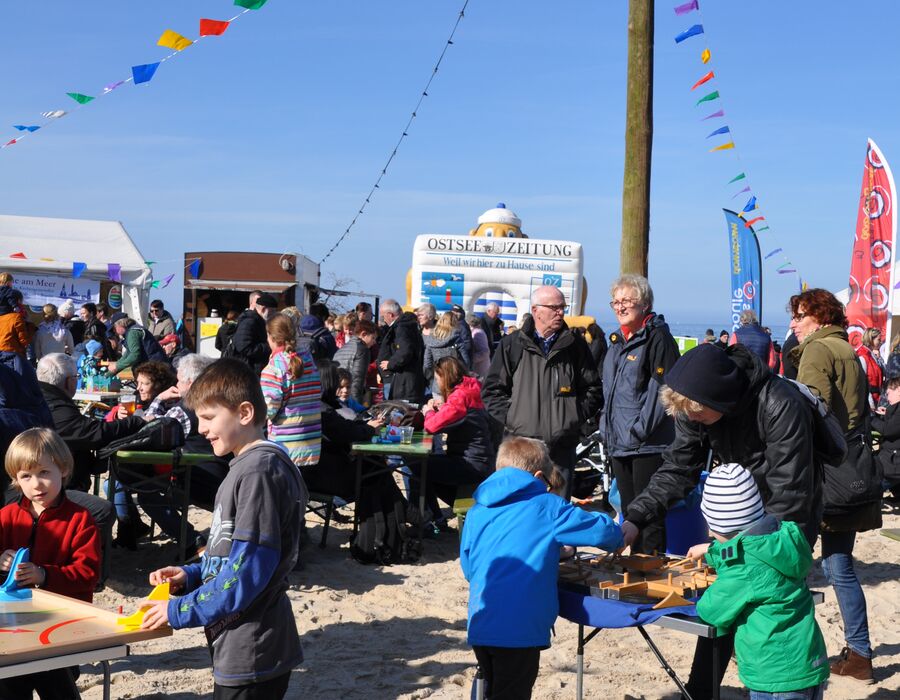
[399, 425, 414, 445]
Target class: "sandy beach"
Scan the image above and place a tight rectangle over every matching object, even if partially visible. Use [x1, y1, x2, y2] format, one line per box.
[81, 504, 900, 699]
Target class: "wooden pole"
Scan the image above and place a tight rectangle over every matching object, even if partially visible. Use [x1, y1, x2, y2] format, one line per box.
[620, 0, 654, 276]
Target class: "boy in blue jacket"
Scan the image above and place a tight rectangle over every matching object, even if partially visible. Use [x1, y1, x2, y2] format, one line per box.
[461, 436, 623, 699]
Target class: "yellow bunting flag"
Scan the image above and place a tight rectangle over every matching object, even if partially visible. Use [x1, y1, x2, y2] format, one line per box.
[701, 48, 711, 64]
[158, 30, 193, 51]
[709, 142, 735, 152]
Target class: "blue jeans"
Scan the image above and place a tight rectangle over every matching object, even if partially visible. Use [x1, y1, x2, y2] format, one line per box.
[749, 683, 825, 700]
[821, 530, 872, 658]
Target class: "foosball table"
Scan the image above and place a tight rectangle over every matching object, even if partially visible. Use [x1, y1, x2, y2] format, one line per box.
[558, 552, 716, 609]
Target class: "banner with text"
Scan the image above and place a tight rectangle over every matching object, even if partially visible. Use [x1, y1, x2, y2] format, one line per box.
[15, 273, 100, 309]
[724, 209, 762, 331]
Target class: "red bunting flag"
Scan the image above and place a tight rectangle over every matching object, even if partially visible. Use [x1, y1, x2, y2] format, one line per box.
[691, 71, 715, 90]
[745, 216, 765, 228]
[4, 139, 17, 147]
[200, 19, 230, 36]
[9, 252, 26, 259]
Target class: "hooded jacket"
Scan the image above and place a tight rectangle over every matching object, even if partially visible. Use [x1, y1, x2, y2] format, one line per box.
[333, 336, 370, 404]
[872, 401, 900, 485]
[424, 376, 494, 470]
[697, 516, 829, 693]
[600, 313, 680, 457]
[626, 346, 823, 547]
[460, 467, 623, 648]
[377, 312, 425, 403]
[791, 325, 867, 434]
[299, 315, 337, 360]
[423, 328, 465, 389]
[481, 316, 601, 449]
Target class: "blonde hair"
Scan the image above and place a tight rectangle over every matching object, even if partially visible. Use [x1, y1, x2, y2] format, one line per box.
[42, 303, 59, 323]
[0, 272, 13, 286]
[267, 314, 304, 378]
[659, 385, 705, 417]
[862, 327, 881, 350]
[432, 311, 457, 340]
[5, 428, 73, 486]
[495, 437, 566, 495]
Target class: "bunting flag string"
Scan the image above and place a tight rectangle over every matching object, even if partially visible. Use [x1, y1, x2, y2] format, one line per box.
[2, 2, 265, 153]
[672, 0, 804, 289]
[318, 0, 470, 265]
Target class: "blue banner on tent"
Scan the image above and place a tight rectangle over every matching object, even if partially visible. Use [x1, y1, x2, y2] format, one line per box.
[724, 209, 762, 332]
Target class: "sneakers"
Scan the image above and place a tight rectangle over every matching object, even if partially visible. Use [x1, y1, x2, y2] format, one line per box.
[830, 646, 875, 684]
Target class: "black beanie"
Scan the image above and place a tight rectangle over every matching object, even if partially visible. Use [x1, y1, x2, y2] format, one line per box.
[664, 344, 748, 414]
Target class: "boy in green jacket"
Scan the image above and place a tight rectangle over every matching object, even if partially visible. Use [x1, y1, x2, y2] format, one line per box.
[688, 463, 829, 699]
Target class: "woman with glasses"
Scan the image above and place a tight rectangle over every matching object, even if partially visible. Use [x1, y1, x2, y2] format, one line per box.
[788, 288, 880, 682]
[599, 274, 679, 555]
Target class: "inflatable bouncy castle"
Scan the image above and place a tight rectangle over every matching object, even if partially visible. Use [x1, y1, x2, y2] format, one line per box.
[406, 204, 587, 326]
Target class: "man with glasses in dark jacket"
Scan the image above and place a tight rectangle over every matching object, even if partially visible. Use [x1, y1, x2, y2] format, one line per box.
[482, 285, 601, 496]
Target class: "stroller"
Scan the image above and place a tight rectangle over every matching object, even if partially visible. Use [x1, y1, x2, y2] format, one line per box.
[571, 430, 613, 504]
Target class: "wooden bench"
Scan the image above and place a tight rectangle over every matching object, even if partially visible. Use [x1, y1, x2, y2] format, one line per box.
[452, 484, 478, 535]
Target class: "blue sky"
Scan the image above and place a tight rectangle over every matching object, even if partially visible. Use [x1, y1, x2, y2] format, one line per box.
[1, 1, 897, 332]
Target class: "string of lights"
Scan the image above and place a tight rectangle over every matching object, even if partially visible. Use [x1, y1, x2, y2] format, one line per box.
[318, 0, 470, 265]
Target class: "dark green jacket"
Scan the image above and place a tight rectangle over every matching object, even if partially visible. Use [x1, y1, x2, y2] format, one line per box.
[697, 517, 829, 692]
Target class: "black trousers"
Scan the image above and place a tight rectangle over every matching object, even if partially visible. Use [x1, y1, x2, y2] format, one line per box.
[549, 442, 577, 499]
[684, 634, 734, 700]
[0, 667, 80, 699]
[473, 646, 541, 700]
[610, 453, 666, 554]
[213, 672, 291, 700]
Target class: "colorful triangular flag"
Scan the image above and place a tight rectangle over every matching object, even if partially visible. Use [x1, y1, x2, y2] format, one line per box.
[701, 109, 725, 120]
[199, 18, 231, 36]
[710, 142, 735, 152]
[12, 125, 40, 132]
[742, 196, 758, 213]
[731, 186, 751, 198]
[701, 48, 711, 64]
[144, 260, 156, 266]
[189, 259, 201, 278]
[107, 264, 121, 282]
[691, 71, 715, 91]
[158, 29, 194, 51]
[4, 139, 18, 147]
[695, 90, 719, 106]
[235, 0, 269, 9]
[41, 110, 67, 119]
[756, 226, 770, 233]
[675, 24, 704, 44]
[72, 262, 87, 278]
[66, 92, 94, 105]
[728, 173, 746, 184]
[151, 280, 161, 289]
[162, 274, 175, 288]
[706, 126, 730, 138]
[9, 252, 26, 259]
[132, 63, 161, 85]
[764, 248, 783, 259]
[103, 80, 125, 94]
[745, 216, 765, 228]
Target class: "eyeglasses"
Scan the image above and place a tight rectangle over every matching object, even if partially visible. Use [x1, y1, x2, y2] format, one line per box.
[609, 298, 640, 309]
[535, 304, 567, 314]
[791, 312, 808, 322]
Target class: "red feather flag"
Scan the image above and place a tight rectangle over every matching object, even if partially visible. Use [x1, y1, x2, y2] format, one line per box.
[691, 71, 715, 91]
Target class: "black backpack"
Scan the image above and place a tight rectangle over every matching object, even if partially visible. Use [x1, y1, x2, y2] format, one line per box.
[297, 327, 329, 361]
[97, 417, 186, 460]
[350, 476, 420, 565]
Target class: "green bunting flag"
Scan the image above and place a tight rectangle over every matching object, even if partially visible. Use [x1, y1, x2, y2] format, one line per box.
[728, 173, 746, 184]
[234, 0, 269, 8]
[66, 92, 95, 105]
[695, 90, 719, 106]
[151, 280, 161, 288]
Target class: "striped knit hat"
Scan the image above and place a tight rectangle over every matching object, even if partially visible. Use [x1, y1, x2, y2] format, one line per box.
[700, 463, 765, 536]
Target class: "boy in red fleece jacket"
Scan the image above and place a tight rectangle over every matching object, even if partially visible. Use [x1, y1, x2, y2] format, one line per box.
[0, 427, 100, 700]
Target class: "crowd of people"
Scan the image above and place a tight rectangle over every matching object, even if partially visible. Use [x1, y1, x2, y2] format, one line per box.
[0, 268, 894, 699]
